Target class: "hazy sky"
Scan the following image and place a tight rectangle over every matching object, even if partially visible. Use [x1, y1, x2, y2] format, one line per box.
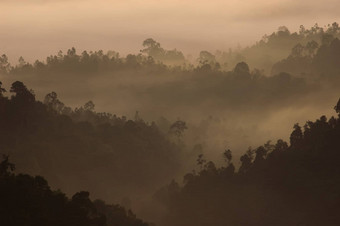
[1, 0, 340, 62]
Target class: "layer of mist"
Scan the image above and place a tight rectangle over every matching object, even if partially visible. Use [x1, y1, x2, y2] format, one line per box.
[1, 22, 340, 225]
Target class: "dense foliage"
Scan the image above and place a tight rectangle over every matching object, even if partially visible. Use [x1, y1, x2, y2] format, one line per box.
[155, 100, 340, 226]
[1, 23, 339, 75]
[0, 156, 149, 226]
[1, 24, 339, 118]
[1, 23, 340, 225]
[0, 81, 181, 202]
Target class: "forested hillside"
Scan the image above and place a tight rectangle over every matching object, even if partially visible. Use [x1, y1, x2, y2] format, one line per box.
[0, 155, 150, 226]
[1, 23, 340, 225]
[154, 100, 340, 226]
[0, 80, 182, 206]
[1, 24, 339, 121]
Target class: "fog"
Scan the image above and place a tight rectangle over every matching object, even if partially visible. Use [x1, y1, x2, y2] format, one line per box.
[1, 63, 337, 169]
[1, 0, 340, 62]
[1, 1, 340, 225]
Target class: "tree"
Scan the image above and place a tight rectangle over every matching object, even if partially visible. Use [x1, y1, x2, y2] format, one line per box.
[321, 33, 334, 46]
[273, 139, 288, 153]
[169, 120, 187, 141]
[223, 149, 232, 165]
[233, 62, 250, 79]
[140, 38, 164, 60]
[44, 92, 65, 113]
[67, 47, 77, 57]
[254, 146, 267, 164]
[141, 38, 185, 64]
[198, 51, 216, 65]
[335, 98, 340, 114]
[84, 101, 95, 112]
[299, 25, 306, 35]
[291, 43, 304, 58]
[0, 155, 15, 177]
[327, 22, 340, 34]
[0, 81, 6, 97]
[164, 49, 185, 64]
[18, 56, 27, 67]
[10, 81, 35, 103]
[305, 41, 319, 56]
[197, 154, 206, 170]
[290, 123, 303, 147]
[277, 26, 290, 36]
[239, 148, 254, 173]
[0, 54, 11, 73]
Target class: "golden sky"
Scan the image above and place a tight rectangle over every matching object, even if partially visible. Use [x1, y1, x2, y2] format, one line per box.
[1, 0, 340, 62]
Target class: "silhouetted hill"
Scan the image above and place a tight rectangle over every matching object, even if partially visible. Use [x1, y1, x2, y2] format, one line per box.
[0, 81, 181, 205]
[272, 37, 340, 78]
[155, 99, 340, 226]
[1, 23, 340, 225]
[0, 155, 149, 226]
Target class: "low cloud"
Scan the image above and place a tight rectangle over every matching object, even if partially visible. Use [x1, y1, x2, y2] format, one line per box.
[1, 0, 340, 62]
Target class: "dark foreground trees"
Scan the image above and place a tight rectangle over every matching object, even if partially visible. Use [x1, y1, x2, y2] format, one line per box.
[155, 99, 340, 226]
[0, 156, 149, 226]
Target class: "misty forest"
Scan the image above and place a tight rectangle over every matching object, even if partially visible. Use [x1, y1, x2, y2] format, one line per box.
[1, 19, 340, 226]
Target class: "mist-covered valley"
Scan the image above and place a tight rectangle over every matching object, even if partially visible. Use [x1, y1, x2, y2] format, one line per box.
[1, 22, 340, 226]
